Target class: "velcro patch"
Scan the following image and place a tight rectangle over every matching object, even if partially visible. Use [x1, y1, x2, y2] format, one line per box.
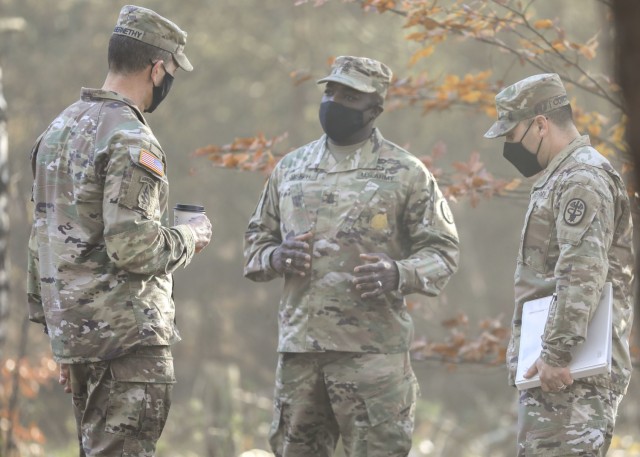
[139, 149, 164, 177]
[563, 198, 586, 225]
[440, 200, 454, 224]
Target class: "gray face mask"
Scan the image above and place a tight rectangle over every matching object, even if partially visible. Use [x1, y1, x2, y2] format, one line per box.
[502, 120, 544, 177]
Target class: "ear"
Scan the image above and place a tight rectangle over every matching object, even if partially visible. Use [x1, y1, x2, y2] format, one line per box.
[534, 115, 548, 135]
[150, 60, 165, 84]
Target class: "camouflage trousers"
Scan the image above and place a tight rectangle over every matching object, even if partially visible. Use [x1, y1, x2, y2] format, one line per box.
[68, 346, 175, 457]
[517, 381, 622, 456]
[269, 352, 419, 457]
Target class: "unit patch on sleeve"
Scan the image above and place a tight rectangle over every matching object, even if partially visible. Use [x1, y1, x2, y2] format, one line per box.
[440, 200, 454, 224]
[139, 149, 164, 177]
[563, 198, 586, 225]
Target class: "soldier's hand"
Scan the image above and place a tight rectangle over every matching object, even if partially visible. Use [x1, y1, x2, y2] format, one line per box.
[271, 232, 313, 277]
[187, 214, 212, 254]
[59, 363, 72, 394]
[525, 357, 573, 393]
[353, 253, 399, 299]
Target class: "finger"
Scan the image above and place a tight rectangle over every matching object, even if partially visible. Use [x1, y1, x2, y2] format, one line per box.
[360, 283, 385, 299]
[293, 232, 314, 241]
[283, 240, 311, 253]
[282, 250, 311, 267]
[353, 274, 378, 287]
[359, 253, 380, 263]
[560, 373, 574, 386]
[356, 281, 379, 292]
[282, 255, 311, 276]
[360, 288, 383, 299]
[540, 382, 552, 393]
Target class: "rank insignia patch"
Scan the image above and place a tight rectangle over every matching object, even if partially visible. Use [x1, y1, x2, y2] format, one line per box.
[139, 149, 164, 177]
[371, 213, 388, 231]
[563, 198, 586, 225]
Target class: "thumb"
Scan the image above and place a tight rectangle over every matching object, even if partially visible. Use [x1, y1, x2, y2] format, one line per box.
[524, 362, 539, 379]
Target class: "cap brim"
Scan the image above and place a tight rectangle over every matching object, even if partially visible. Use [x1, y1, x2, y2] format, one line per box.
[483, 119, 518, 139]
[317, 75, 375, 93]
[174, 53, 193, 72]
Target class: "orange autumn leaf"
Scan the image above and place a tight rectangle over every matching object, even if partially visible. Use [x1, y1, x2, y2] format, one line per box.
[409, 45, 435, 66]
[533, 19, 553, 29]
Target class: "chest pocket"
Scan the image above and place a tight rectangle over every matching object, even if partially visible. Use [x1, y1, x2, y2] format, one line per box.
[279, 176, 321, 235]
[519, 192, 554, 273]
[337, 181, 399, 242]
[119, 147, 168, 220]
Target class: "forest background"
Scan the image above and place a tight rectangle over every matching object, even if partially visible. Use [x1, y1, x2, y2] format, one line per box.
[0, 0, 638, 456]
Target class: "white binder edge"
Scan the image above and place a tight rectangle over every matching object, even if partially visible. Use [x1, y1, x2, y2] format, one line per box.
[515, 282, 612, 390]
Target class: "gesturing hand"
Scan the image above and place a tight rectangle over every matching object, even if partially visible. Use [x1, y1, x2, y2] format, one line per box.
[271, 232, 313, 277]
[353, 253, 399, 299]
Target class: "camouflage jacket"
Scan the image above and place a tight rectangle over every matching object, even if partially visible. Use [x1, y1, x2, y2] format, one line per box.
[509, 135, 634, 394]
[244, 129, 460, 353]
[27, 88, 196, 363]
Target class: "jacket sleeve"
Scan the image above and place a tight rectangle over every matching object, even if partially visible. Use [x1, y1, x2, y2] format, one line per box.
[243, 171, 282, 282]
[27, 223, 46, 326]
[541, 172, 615, 367]
[102, 140, 196, 275]
[395, 167, 460, 296]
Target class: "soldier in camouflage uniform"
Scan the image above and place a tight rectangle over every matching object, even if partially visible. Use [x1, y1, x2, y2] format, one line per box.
[244, 56, 460, 456]
[27, 5, 212, 456]
[485, 73, 634, 456]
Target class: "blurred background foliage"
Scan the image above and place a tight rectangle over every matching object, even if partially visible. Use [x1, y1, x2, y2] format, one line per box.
[0, 0, 638, 456]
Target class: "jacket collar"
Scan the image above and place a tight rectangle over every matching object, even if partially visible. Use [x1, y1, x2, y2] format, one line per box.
[308, 128, 383, 172]
[532, 135, 591, 189]
[81, 88, 147, 125]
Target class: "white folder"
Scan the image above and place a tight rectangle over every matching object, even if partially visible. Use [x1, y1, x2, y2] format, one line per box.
[515, 282, 612, 390]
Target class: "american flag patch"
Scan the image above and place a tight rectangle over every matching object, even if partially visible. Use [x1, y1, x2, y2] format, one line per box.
[139, 149, 164, 177]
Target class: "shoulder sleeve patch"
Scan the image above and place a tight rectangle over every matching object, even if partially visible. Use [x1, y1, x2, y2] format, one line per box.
[556, 185, 603, 245]
[138, 149, 164, 177]
[563, 198, 587, 225]
[440, 199, 454, 224]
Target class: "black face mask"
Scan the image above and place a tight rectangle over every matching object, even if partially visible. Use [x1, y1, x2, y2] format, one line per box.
[145, 64, 174, 113]
[503, 120, 544, 177]
[319, 101, 369, 143]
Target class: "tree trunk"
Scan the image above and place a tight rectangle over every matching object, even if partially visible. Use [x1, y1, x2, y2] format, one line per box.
[0, 66, 9, 357]
[611, 0, 640, 346]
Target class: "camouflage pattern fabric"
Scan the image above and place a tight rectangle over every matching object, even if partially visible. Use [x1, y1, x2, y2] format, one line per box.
[317, 56, 393, 99]
[269, 352, 419, 457]
[113, 5, 193, 72]
[517, 381, 621, 456]
[28, 88, 196, 363]
[244, 128, 460, 353]
[69, 346, 174, 456]
[508, 134, 634, 396]
[484, 73, 569, 139]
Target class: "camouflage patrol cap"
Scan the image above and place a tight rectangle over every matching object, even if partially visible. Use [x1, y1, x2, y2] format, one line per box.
[113, 5, 193, 72]
[484, 73, 569, 138]
[317, 56, 393, 99]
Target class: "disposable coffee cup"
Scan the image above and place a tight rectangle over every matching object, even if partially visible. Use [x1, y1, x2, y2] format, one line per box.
[173, 204, 205, 225]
